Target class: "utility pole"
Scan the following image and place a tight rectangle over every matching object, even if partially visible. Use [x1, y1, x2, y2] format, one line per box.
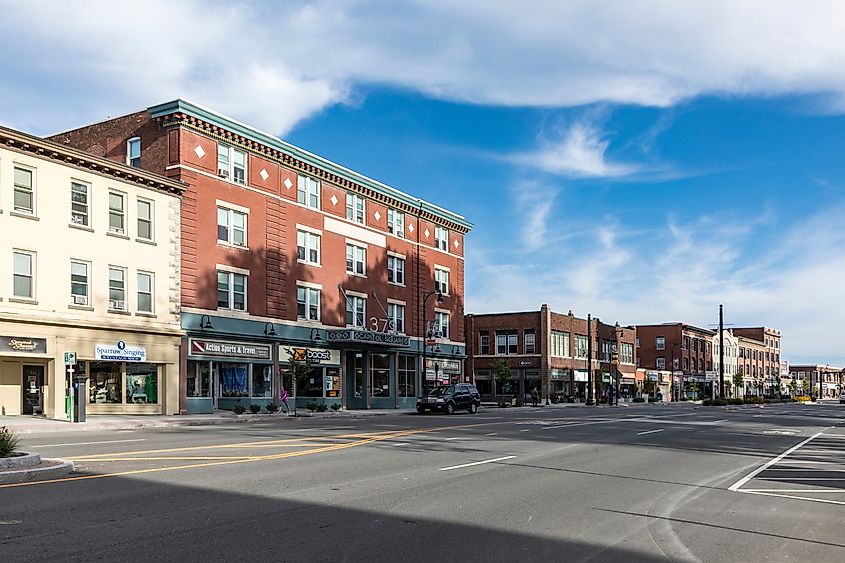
[586, 313, 594, 406]
[719, 304, 725, 400]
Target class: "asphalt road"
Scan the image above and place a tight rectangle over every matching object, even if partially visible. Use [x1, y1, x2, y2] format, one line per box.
[2, 403, 844, 562]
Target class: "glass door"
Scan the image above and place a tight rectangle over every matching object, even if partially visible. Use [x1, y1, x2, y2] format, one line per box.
[345, 352, 367, 410]
[22, 365, 45, 415]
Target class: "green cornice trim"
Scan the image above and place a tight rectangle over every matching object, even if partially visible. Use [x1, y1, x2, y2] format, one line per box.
[148, 99, 473, 232]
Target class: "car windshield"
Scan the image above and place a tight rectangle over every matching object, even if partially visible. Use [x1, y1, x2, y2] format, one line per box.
[428, 385, 455, 397]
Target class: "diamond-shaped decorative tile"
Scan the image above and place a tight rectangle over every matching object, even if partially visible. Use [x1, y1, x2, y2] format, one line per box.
[330, 194, 338, 206]
[453, 239, 459, 248]
[259, 168, 269, 181]
[374, 211, 381, 221]
[424, 229, 430, 238]
[408, 224, 414, 233]
[283, 177, 293, 190]
[194, 145, 206, 158]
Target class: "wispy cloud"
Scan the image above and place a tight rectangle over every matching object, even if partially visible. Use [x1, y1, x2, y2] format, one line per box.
[511, 181, 557, 251]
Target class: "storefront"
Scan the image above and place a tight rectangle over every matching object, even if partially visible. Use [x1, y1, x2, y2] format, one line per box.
[550, 368, 571, 397]
[0, 335, 50, 416]
[573, 369, 589, 400]
[280, 346, 342, 408]
[426, 358, 463, 386]
[185, 337, 275, 414]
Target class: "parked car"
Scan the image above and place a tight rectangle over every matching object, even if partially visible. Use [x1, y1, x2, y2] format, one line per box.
[417, 384, 481, 414]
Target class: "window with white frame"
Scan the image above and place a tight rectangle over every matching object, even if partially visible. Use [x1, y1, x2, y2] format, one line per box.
[656, 336, 665, 350]
[71, 181, 89, 226]
[108, 191, 126, 234]
[551, 331, 570, 357]
[434, 225, 448, 251]
[217, 270, 247, 311]
[346, 243, 366, 276]
[434, 311, 449, 339]
[636, 337, 640, 348]
[479, 332, 490, 355]
[217, 143, 246, 184]
[108, 267, 126, 310]
[297, 174, 320, 209]
[14, 166, 34, 214]
[137, 271, 154, 313]
[127, 137, 141, 168]
[297, 285, 320, 321]
[524, 330, 536, 354]
[387, 208, 404, 237]
[297, 230, 320, 265]
[574, 335, 589, 359]
[70, 260, 89, 306]
[12, 250, 34, 299]
[656, 357, 666, 369]
[137, 199, 154, 241]
[434, 268, 449, 295]
[388, 302, 405, 333]
[387, 255, 405, 285]
[217, 207, 247, 247]
[496, 331, 518, 355]
[346, 193, 365, 224]
[601, 339, 613, 361]
[346, 295, 366, 327]
[620, 343, 634, 364]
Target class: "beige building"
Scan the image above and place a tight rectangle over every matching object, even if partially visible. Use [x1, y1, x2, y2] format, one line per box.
[0, 125, 184, 419]
[713, 329, 740, 396]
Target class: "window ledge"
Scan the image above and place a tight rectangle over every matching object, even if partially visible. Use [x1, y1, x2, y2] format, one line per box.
[108, 309, 132, 316]
[387, 281, 406, 287]
[68, 304, 94, 312]
[135, 312, 157, 318]
[10, 211, 39, 221]
[9, 297, 38, 305]
[135, 238, 157, 246]
[68, 223, 94, 233]
[217, 241, 249, 251]
[107, 231, 130, 240]
[297, 260, 322, 268]
[346, 272, 367, 279]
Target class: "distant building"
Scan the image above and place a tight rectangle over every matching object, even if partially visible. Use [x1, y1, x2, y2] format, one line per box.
[734, 327, 782, 395]
[788, 364, 843, 398]
[635, 323, 715, 399]
[712, 329, 740, 396]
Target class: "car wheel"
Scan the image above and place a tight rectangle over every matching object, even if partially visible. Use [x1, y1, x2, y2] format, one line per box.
[468, 402, 478, 414]
[446, 402, 455, 415]
[416, 407, 424, 415]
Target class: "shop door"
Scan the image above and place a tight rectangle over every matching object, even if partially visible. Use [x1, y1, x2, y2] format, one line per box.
[345, 352, 367, 410]
[22, 365, 45, 415]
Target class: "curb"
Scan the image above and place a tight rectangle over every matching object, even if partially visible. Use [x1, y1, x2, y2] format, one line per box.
[0, 452, 75, 485]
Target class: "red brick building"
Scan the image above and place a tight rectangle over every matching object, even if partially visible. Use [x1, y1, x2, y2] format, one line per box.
[50, 99, 472, 412]
[465, 305, 637, 403]
[635, 323, 716, 399]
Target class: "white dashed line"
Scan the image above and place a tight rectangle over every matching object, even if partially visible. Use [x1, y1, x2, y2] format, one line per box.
[439, 456, 517, 471]
[637, 429, 664, 435]
[26, 438, 146, 448]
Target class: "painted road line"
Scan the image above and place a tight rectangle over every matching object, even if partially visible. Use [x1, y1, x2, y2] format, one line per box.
[636, 429, 664, 435]
[741, 490, 845, 506]
[728, 431, 825, 492]
[485, 433, 498, 436]
[741, 488, 845, 493]
[757, 477, 845, 481]
[439, 456, 517, 471]
[26, 439, 146, 448]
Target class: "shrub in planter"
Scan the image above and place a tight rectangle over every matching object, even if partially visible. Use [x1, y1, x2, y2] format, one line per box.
[633, 397, 645, 403]
[266, 402, 279, 413]
[330, 403, 341, 411]
[249, 404, 261, 414]
[702, 399, 712, 406]
[793, 395, 812, 403]
[305, 401, 318, 412]
[232, 402, 246, 414]
[680, 396, 689, 401]
[648, 397, 659, 403]
[743, 396, 764, 405]
[1, 426, 21, 458]
[729, 398, 744, 405]
[316, 403, 328, 412]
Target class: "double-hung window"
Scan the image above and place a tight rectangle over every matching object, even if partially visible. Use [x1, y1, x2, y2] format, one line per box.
[387, 208, 404, 237]
[387, 255, 405, 285]
[621, 343, 634, 364]
[346, 243, 366, 276]
[479, 333, 490, 355]
[217, 207, 247, 247]
[217, 270, 247, 311]
[217, 143, 246, 184]
[574, 335, 589, 359]
[387, 302, 405, 333]
[524, 330, 535, 354]
[297, 230, 320, 265]
[108, 267, 126, 311]
[656, 336, 666, 350]
[346, 193, 365, 224]
[297, 175, 320, 209]
[13, 250, 34, 299]
[496, 331, 518, 355]
[297, 285, 320, 321]
[434, 311, 450, 339]
[127, 137, 141, 168]
[71, 181, 89, 226]
[656, 357, 666, 369]
[434, 226, 448, 251]
[434, 268, 449, 295]
[70, 260, 89, 306]
[551, 331, 570, 357]
[109, 192, 126, 234]
[137, 271, 154, 313]
[13, 166, 34, 214]
[137, 199, 154, 241]
[346, 295, 366, 327]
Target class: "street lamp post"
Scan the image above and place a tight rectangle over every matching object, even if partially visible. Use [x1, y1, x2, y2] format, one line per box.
[420, 289, 443, 397]
[586, 313, 595, 406]
[613, 322, 622, 407]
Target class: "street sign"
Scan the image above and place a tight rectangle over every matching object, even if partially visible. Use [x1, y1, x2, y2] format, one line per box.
[63, 352, 77, 366]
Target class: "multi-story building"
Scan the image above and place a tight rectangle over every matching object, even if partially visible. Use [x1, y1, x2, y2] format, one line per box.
[636, 323, 716, 399]
[50, 99, 471, 412]
[712, 329, 740, 396]
[788, 364, 843, 399]
[0, 125, 184, 419]
[465, 305, 637, 403]
[734, 326, 782, 395]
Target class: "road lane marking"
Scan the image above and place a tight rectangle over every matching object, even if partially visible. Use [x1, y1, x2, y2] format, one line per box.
[636, 429, 664, 435]
[439, 456, 517, 471]
[741, 488, 845, 493]
[485, 433, 498, 436]
[26, 439, 146, 448]
[741, 490, 845, 506]
[729, 431, 825, 492]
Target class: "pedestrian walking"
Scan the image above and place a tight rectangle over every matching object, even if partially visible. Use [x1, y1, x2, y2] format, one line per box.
[280, 386, 290, 414]
[531, 387, 539, 407]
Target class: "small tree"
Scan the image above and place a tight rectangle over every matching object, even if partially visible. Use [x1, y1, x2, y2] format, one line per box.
[285, 348, 314, 405]
[492, 359, 512, 404]
[788, 379, 798, 398]
[687, 380, 700, 400]
[733, 370, 744, 398]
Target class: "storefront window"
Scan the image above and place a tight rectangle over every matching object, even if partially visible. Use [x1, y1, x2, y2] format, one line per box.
[218, 363, 249, 397]
[325, 368, 341, 398]
[371, 354, 390, 397]
[397, 355, 416, 397]
[89, 362, 121, 403]
[126, 363, 158, 404]
[252, 365, 273, 398]
[187, 361, 211, 397]
[298, 366, 323, 397]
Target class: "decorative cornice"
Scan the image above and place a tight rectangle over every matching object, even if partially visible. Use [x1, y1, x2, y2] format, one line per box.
[0, 125, 186, 196]
[148, 99, 472, 234]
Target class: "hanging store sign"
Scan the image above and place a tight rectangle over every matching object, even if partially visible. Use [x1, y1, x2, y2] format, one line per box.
[326, 329, 410, 347]
[574, 370, 589, 382]
[189, 339, 271, 360]
[426, 358, 461, 373]
[646, 371, 659, 382]
[0, 336, 47, 354]
[95, 341, 147, 362]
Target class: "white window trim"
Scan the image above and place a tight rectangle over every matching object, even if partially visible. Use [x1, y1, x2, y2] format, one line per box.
[137, 270, 155, 314]
[70, 259, 91, 306]
[295, 223, 322, 235]
[433, 264, 451, 272]
[386, 250, 406, 260]
[434, 307, 450, 315]
[345, 289, 368, 299]
[12, 249, 36, 300]
[13, 162, 37, 216]
[387, 298, 407, 306]
[297, 229, 321, 266]
[70, 179, 91, 227]
[387, 255, 405, 286]
[434, 267, 450, 296]
[136, 197, 155, 241]
[296, 280, 323, 290]
[297, 284, 321, 322]
[346, 192, 366, 224]
[297, 174, 321, 209]
[126, 137, 141, 166]
[217, 269, 248, 311]
[215, 263, 250, 276]
[108, 190, 128, 235]
[217, 206, 248, 248]
[215, 199, 251, 215]
[217, 143, 247, 185]
[108, 265, 128, 311]
[346, 242, 367, 277]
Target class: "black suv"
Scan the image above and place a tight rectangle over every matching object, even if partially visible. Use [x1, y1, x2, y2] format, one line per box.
[417, 384, 481, 415]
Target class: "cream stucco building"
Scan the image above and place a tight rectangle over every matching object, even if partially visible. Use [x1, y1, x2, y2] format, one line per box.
[0, 125, 184, 419]
[712, 329, 740, 397]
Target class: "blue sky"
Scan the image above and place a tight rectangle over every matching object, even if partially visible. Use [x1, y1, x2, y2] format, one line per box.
[2, 1, 845, 365]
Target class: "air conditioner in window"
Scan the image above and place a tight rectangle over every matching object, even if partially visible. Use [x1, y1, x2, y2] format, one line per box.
[109, 299, 125, 310]
[218, 168, 230, 178]
[73, 295, 88, 306]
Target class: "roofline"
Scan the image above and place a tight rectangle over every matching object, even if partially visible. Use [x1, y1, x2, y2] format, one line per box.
[1, 124, 185, 194]
[147, 99, 473, 232]
[634, 322, 715, 335]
